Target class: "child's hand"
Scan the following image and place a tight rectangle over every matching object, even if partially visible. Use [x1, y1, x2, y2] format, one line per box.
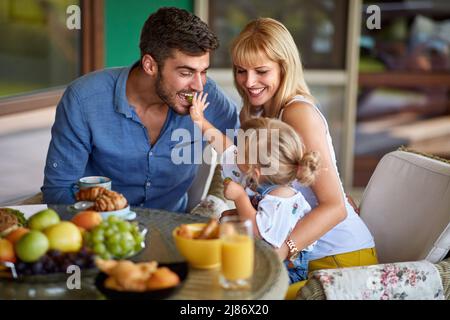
[223, 179, 246, 201]
[189, 92, 209, 124]
[219, 209, 238, 222]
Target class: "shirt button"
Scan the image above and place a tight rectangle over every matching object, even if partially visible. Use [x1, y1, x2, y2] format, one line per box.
[140, 203, 144, 207]
[52, 162, 58, 168]
[146, 182, 151, 187]
[149, 151, 153, 156]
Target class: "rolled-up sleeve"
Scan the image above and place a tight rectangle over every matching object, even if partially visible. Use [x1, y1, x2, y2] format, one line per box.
[41, 87, 91, 204]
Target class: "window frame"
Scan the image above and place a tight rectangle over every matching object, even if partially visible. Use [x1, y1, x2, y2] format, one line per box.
[197, 0, 361, 189]
[0, 0, 104, 116]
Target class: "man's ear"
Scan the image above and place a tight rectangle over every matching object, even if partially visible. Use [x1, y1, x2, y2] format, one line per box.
[141, 54, 158, 76]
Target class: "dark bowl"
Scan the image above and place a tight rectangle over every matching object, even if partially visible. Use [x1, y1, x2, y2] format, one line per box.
[95, 262, 188, 300]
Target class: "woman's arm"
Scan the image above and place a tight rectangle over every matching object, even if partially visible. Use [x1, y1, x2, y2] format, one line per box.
[277, 102, 347, 259]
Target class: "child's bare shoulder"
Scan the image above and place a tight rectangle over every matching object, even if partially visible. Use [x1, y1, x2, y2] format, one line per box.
[267, 186, 296, 198]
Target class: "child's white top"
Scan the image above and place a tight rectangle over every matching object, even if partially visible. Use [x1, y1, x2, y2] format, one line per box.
[254, 190, 313, 249]
[221, 145, 315, 249]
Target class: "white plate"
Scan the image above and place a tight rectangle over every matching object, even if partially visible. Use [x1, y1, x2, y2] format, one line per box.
[70, 203, 136, 220]
[100, 209, 136, 221]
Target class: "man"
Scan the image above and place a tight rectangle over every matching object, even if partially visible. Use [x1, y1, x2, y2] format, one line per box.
[42, 7, 239, 213]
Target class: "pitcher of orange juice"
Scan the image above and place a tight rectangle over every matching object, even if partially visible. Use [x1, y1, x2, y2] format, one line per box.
[219, 216, 254, 290]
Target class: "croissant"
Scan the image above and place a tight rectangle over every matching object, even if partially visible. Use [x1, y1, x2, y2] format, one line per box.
[76, 187, 107, 201]
[94, 189, 128, 211]
[177, 224, 194, 239]
[76, 187, 128, 211]
[197, 219, 219, 239]
[96, 259, 178, 292]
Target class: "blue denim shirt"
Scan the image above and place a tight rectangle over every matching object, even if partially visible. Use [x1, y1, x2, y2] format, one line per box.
[42, 64, 239, 213]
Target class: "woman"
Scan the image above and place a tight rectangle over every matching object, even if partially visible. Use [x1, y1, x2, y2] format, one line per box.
[229, 18, 378, 299]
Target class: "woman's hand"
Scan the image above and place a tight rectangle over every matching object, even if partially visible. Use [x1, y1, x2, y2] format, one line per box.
[189, 92, 209, 125]
[223, 179, 246, 201]
[275, 242, 290, 260]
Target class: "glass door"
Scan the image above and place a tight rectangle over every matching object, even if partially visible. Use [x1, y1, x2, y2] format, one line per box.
[202, 0, 355, 183]
[354, 0, 450, 187]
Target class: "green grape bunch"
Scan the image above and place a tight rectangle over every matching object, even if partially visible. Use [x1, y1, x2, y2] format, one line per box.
[84, 216, 146, 259]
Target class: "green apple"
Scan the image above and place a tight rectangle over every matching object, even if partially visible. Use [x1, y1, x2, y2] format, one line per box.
[28, 209, 60, 230]
[15, 231, 49, 263]
[44, 222, 82, 253]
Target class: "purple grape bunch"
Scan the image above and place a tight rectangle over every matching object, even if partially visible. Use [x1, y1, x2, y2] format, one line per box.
[15, 247, 95, 276]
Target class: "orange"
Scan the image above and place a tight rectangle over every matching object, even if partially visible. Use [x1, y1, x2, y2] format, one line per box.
[71, 210, 102, 230]
[0, 238, 16, 263]
[6, 227, 30, 245]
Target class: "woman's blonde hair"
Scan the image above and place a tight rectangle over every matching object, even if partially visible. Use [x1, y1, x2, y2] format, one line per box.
[231, 18, 314, 122]
[239, 118, 320, 186]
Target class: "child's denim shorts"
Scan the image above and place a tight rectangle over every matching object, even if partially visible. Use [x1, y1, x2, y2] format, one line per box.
[284, 250, 310, 284]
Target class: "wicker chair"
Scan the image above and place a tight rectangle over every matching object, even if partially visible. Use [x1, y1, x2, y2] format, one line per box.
[297, 258, 450, 300]
[297, 148, 450, 300]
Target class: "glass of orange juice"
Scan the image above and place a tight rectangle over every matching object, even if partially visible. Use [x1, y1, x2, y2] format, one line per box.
[219, 216, 254, 290]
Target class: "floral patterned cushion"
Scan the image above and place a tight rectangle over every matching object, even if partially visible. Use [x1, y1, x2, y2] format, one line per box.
[305, 260, 445, 300]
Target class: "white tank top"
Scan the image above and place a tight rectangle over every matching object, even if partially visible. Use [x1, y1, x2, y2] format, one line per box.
[275, 95, 375, 260]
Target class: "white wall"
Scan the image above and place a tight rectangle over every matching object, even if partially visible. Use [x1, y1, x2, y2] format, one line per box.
[0, 107, 55, 205]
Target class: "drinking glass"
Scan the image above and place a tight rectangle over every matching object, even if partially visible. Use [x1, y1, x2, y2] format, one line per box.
[219, 216, 254, 290]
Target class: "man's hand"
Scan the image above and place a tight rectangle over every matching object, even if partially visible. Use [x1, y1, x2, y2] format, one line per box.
[189, 92, 209, 124]
[223, 179, 246, 201]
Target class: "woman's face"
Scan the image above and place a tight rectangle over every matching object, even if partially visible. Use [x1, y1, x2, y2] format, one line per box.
[234, 57, 281, 109]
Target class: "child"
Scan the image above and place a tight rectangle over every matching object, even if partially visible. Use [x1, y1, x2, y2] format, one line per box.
[190, 92, 320, 283]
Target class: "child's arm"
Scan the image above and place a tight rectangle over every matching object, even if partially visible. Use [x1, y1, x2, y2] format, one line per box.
[223, 180, 261, 237]
[190, 92, 234, 155]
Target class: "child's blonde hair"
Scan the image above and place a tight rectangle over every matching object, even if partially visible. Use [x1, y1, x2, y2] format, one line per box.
[231, 18, 314, 123]
[239, 118, 320, 187]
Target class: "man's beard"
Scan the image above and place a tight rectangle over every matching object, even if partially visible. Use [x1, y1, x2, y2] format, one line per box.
[155, 73, 190, 116]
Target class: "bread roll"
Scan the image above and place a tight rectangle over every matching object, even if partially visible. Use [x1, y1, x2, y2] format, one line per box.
[146, 267, 180, 290]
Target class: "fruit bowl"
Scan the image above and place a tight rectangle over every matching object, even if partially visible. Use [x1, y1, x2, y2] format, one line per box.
[0, 248, 98, 284]
[94, 262, 188, 300]
[1, 267, 99, 284]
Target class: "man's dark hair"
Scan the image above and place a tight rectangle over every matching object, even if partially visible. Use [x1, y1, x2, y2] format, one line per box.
[139, 7, 219, 67]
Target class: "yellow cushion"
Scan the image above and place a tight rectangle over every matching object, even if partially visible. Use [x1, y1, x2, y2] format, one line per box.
[285, 248, 378, 300]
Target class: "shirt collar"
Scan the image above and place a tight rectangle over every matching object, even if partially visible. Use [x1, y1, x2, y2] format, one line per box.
[114, 61, 140, 118]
